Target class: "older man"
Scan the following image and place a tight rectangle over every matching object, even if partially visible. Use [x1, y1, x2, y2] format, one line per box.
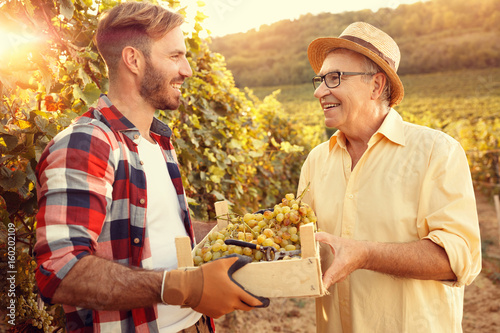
[34, 2, 267, 332]
[298, 22, 481, 332]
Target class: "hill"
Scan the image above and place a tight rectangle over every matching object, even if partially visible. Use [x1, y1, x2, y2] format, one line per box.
[209, 0, 500, 87]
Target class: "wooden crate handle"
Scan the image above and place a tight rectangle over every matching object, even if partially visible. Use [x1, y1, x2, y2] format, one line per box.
[300, 223, 316, 258]
[215, 200, 229, 228]
[175, 236, 193, 268]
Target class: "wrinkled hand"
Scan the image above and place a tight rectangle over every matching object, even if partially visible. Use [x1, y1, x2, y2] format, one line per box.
[162, 254, 269, 318]
[315, 232, 369, 289]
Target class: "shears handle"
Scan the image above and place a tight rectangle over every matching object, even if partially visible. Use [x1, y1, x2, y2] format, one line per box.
[224, 239, 258, 249]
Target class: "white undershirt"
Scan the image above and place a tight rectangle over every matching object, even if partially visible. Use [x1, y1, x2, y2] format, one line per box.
[137, 137, 201, 332]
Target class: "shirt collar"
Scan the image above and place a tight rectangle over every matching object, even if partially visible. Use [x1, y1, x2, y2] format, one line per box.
[329, 108, 406, 151]
[93, 94, 172, 138]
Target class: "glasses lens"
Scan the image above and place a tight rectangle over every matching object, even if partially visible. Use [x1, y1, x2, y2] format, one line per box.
[325, 72, 340, 88]
[313, 77, 322, 89]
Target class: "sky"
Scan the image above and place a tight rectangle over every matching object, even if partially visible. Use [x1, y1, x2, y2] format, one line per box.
[184, 0, 427, 37]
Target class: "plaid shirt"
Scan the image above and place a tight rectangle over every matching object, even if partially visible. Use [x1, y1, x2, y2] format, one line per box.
[34, 95, 196, 332]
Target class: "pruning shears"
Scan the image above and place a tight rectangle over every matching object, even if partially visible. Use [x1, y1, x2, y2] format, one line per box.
[224, 239, 301, 261]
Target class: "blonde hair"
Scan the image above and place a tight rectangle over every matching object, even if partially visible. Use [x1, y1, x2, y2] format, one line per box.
[95, 2, 184, 77]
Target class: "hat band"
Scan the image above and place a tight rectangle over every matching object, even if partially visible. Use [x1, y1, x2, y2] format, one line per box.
[340, 35, 396, 71]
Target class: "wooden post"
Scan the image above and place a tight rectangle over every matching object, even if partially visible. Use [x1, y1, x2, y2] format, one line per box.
[494, 194, 500, 245]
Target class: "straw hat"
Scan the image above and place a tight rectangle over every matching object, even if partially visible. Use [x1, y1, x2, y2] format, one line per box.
[307, 22, 404, 107]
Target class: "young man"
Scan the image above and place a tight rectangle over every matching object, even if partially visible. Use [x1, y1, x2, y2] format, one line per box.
[299, 22, 481, 332]
[34, 2, 267, 332]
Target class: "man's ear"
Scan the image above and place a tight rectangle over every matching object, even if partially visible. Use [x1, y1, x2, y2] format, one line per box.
[370, 72, 387, 101]
[121, 46, 144, 75]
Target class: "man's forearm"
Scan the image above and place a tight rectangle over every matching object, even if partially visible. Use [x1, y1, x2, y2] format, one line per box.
[363, 239, 456, 281]
[52, 255, 163, 310]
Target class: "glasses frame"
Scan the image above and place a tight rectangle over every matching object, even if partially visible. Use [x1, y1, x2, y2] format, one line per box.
[312, 71, 376, 90]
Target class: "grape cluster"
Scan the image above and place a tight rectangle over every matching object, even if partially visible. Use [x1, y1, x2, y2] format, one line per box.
[15, 269, 56, 332]
[193, 193, 317, 265]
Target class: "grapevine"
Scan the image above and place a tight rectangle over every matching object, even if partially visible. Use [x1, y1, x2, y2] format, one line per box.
[3, 256, 62, 333]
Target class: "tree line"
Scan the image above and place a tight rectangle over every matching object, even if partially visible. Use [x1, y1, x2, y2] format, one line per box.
[210, 0, 500, 87]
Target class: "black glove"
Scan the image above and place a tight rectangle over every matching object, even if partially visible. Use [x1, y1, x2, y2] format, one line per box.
[253, 207, 274, 215]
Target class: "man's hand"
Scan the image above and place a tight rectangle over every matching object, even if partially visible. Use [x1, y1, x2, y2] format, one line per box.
[162, 254, 269, 318]
[315, 232, 369, 289]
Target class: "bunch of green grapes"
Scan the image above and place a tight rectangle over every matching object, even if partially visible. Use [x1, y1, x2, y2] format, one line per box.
[193, 193, 317, 265]
[15, 263, 57, 333]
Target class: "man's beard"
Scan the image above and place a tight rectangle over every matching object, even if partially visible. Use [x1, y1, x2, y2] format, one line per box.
[139, 58, 181, 110]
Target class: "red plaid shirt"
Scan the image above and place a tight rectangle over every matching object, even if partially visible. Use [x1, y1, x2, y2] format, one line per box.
[35, 95, 197, 332]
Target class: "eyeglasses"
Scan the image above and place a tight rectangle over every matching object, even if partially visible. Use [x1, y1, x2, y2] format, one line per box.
[312, 71, 376, 90]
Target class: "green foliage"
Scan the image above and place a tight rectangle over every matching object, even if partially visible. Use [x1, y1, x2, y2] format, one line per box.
[159, 42, 312, 218]
[0, 0, 115, 330]
[0, 0, 310, 331]
[397, 68, 500, 196]
[210, 0, 500, 87]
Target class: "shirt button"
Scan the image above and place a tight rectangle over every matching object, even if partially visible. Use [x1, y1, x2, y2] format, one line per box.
[134, 134, 139, 140]
[134, 238, 140, 244]
[140, 198, 145, 205]
[348, 194, 354, 199]
[140, 160, 144, 165]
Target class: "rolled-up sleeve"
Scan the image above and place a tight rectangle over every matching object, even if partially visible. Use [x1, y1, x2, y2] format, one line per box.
[419, 135, 481, 287]
[34, 124, 114, 303]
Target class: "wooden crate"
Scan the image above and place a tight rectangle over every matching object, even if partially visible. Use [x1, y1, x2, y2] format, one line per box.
[175, 201, 326, 298]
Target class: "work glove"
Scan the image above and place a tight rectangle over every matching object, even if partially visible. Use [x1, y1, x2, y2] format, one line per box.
[161, 254, 269, 318]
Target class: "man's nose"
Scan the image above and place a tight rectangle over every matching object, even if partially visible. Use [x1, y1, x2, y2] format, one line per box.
[314, 81, 329, 99]
[180, 57, 193, 78]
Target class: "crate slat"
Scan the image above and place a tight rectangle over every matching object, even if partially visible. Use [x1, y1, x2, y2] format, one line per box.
[175, 236, 193, 268]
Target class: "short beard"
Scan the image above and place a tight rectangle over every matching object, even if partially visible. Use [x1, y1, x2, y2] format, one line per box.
[139, 57, 180, 110]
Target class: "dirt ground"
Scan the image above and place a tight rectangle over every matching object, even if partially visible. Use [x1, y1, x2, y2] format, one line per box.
[194, 190, 500, 333]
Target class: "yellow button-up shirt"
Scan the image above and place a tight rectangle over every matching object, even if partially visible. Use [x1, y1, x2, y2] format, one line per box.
[298, 109, 481, 333]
